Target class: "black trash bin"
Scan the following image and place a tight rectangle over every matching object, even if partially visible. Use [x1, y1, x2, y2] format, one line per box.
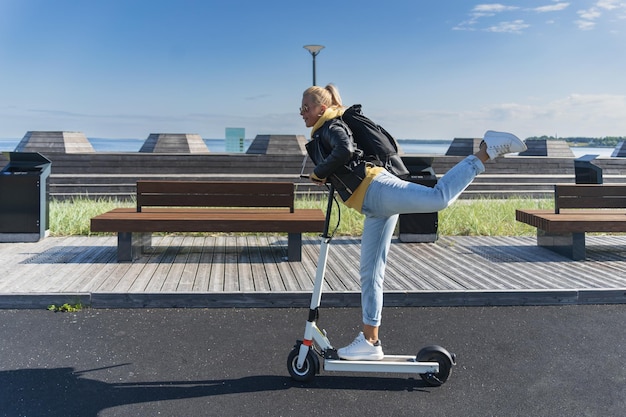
[398, 156, 438, 243]
[574, 154, 603, 184]
[0, 152, 51, 242]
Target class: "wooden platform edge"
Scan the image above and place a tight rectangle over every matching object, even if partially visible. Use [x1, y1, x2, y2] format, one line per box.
[2, 289, 626, 310]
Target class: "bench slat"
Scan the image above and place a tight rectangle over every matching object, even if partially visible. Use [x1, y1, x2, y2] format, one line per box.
[516, 209, 626, 233]
[137, 180, 295, 211]
[138, 180, 294, 195]
[557, 198, 626, 210]
[91, 208, 325, 233]
[138, 194, 292, 209]
[556, 184, 626, 212]
[556, 184, 626, 197]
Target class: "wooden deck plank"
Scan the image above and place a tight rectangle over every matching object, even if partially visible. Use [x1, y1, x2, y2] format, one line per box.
[0, 236, 77, 292]
[236, 236, 254, 292]
[302, 236, 331, 291]
[317, 238, 356, 291]
[256, 236, 284, 291]
[39, 237, 101, 292]
[176, 236, 203, 292]
[284, 236, 316, 291]
[390, 245, 452, 290]
[123, 235, 168, 292]
[161, 236, 194, 292]
[192, 236, 214, 292]
[452, 237, 546, 290]
[327, 237, 362, 290]
[247, 236, 272, 292]
[79, 256, 132, 292]
[388, 240, 462, 291]
[22, 236, 86, 293]
[421, 243, 475, 290]
[452, 236, 572, 289]
[223, 237, 240, 292]
[413, 242, 479, 290]
[142, 236, 181, 292]
[69, 245, 118, 291]
[387, 243, 444, 291]
[0, 240, 54, 292]
[208, 236, 226, 292]
[471, 237, 556, 289]
[56, 240, 115, 292]
[268, 237, 300, 291]
[2, 235, 626, 309]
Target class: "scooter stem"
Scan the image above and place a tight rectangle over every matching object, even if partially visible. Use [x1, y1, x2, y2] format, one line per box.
[298, 185, 336, 368]
[309, 184, 335, 310]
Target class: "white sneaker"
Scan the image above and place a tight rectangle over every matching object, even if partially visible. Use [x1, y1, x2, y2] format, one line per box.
[337, 332, 384, 361]
[483, 130, 527, 159]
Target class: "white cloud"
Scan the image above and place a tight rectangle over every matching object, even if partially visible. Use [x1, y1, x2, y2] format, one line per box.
[575, 19, 597, 30]
[534, 2, 570, 13]
[473, 4, 520, 13]
[457, 2, 564, 33]
[389, 94, 626, 139]
[575, 0, 626, 30]
[578, 8, 602, 20]
[486, 19, 530, 33]
[454, 3, 529, 32]
[459, 1, 625, 32]
[597, 0, 622, 10]
[479, 94, 626, 138]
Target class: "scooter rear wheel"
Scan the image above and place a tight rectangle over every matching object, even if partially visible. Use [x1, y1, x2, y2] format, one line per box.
[287, 346, 319, 382]
[417, 349, 453, 387]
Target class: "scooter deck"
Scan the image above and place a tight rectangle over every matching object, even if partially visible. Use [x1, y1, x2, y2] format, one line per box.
[324, 355, 439, 374]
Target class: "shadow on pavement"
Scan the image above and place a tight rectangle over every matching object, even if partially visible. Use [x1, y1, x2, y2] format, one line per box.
[2, 365, 432, 416]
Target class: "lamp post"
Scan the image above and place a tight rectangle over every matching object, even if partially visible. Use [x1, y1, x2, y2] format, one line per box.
[303, 45, 325, 86]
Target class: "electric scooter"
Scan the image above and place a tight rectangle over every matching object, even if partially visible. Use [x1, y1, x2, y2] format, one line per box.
[287, 182, 456, 386]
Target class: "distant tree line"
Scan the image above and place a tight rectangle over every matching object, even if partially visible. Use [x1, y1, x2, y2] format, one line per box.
[526, 136, 626, 147]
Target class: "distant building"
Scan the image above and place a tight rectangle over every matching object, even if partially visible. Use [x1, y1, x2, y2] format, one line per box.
[226, 128, 245, 153]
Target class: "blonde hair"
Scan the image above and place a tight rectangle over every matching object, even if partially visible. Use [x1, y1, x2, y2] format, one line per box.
[303, 84, 343, 108]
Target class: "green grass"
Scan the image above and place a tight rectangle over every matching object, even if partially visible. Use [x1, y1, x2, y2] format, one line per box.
[50, 195, 552, 237]
[47, 302, 85, 312]
[438, 197, 553, 236]
[51, 197, 134, 236]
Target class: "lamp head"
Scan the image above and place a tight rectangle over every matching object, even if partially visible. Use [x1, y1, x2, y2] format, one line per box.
[303, 45, 325, 56]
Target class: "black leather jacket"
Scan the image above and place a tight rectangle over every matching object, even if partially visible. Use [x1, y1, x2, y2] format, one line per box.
[306, 118, 365, 201]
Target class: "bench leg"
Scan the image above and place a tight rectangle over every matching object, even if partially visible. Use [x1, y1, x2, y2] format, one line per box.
[287, 233, 302, 261]
[537, 230, 586, 260]
[117, 232, 152, 262]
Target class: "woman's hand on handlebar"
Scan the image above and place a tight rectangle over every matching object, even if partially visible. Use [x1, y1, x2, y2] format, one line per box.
[309, 172, 326, 185]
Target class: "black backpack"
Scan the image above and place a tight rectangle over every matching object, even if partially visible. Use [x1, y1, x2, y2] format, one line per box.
[341, 104, 410, 178]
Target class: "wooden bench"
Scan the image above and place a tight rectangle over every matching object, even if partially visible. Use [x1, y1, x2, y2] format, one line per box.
[516, 184, 626, 260]
[90, 181, 326, 262]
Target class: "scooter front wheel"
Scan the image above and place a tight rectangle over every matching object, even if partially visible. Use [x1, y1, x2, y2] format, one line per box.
[287, 346, 319, 382]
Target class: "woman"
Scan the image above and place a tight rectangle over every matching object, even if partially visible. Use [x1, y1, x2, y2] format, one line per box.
[301, 84, 526, 360]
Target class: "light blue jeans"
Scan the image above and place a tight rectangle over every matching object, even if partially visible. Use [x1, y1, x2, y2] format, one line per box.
[359, 155, 485, 327]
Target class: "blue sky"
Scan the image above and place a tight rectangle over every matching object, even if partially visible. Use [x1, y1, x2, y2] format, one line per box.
[1, 0, 625, 141]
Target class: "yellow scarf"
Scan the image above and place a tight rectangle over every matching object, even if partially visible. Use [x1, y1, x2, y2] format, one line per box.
[309, 105, 383, 213]
[310, 106, 345, 136]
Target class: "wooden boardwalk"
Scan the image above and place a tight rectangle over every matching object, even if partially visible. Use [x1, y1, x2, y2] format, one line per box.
[1, 234, 626, 309]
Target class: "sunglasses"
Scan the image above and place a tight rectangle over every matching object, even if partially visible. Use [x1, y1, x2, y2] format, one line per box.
[299, 105, 309, 113]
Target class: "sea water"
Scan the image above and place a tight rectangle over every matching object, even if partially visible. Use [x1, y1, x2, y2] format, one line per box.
[0, 137, 615, 158]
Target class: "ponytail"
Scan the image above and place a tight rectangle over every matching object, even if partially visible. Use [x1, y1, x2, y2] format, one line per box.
[325, 84, 343, 107]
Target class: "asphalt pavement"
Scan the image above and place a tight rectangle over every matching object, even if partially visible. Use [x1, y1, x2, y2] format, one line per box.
[1, 304, 625, 416]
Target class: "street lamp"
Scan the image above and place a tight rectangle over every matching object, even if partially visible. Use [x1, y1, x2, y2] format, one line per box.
[303, 45, 325, 86]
